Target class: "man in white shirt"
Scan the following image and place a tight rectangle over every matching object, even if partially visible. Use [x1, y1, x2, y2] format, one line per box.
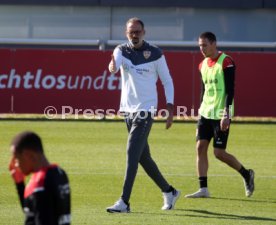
[106, 17, 180, 213]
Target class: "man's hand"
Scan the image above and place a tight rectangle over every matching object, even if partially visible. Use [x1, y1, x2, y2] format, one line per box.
[9, 157, 25, 184]
[166, 103, 174, 129]
[221, 108, 231, 131]
[220, 117, 230, 131]
[108, 55, 117, 73]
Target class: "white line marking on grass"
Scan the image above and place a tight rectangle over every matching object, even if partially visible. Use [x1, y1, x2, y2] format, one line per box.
[68, 171, 276, 179]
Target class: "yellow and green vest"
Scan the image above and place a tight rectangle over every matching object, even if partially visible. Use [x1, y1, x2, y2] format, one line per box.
[199, 53, 234, 119]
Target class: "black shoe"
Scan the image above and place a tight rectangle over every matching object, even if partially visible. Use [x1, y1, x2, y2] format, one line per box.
[244, 169, 255, 197]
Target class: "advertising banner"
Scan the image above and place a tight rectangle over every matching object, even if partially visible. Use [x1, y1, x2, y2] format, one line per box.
[0, 49, 275, 117]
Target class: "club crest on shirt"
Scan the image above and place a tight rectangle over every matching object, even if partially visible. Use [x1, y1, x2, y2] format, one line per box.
[143, 50, 151, 59]
[122, 63, 129, 72]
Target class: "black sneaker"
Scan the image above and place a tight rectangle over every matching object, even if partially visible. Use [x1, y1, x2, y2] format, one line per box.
[244, 169, 255, 197]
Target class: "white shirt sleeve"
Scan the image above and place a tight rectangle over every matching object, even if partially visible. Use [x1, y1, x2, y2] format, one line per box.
[112, 47, 123, 74]
[156, 55, 174, 104]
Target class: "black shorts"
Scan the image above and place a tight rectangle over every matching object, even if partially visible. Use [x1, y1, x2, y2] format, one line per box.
[196, 116, 230, 149]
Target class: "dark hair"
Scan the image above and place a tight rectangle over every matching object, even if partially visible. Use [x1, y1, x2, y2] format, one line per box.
[199, 32, 217, 43]
[11, 131, 43, 154]
[126, 17, 144, 29]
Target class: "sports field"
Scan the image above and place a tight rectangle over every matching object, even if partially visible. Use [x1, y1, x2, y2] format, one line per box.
[1, 120, 276, 225]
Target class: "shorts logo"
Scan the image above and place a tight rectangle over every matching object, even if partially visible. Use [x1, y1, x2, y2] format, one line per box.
[216, 138, 222, 144]
[143, 51, 151, 59]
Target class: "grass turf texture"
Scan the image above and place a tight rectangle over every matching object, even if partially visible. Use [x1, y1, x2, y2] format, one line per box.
[0, 121, 276, 225]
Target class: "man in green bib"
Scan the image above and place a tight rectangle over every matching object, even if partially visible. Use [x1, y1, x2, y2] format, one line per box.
[185, 32, 255, 198]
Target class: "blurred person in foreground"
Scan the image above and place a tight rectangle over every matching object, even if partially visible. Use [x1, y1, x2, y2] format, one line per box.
[9, 131, 71, 225]
[106, 17, 180, 213]
[185, 32, 255, 198]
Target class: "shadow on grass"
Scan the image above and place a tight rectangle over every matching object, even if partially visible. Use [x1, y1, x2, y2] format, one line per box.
[177, 209, 276, 222]
[210, 196, 276, 204]
[132, 208, 276, 222]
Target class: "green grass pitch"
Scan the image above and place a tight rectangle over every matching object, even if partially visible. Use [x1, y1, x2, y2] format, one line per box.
[0, 120, 276, 225]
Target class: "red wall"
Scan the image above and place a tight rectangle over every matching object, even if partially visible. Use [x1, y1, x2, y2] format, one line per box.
[0, 48, 275, 117]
